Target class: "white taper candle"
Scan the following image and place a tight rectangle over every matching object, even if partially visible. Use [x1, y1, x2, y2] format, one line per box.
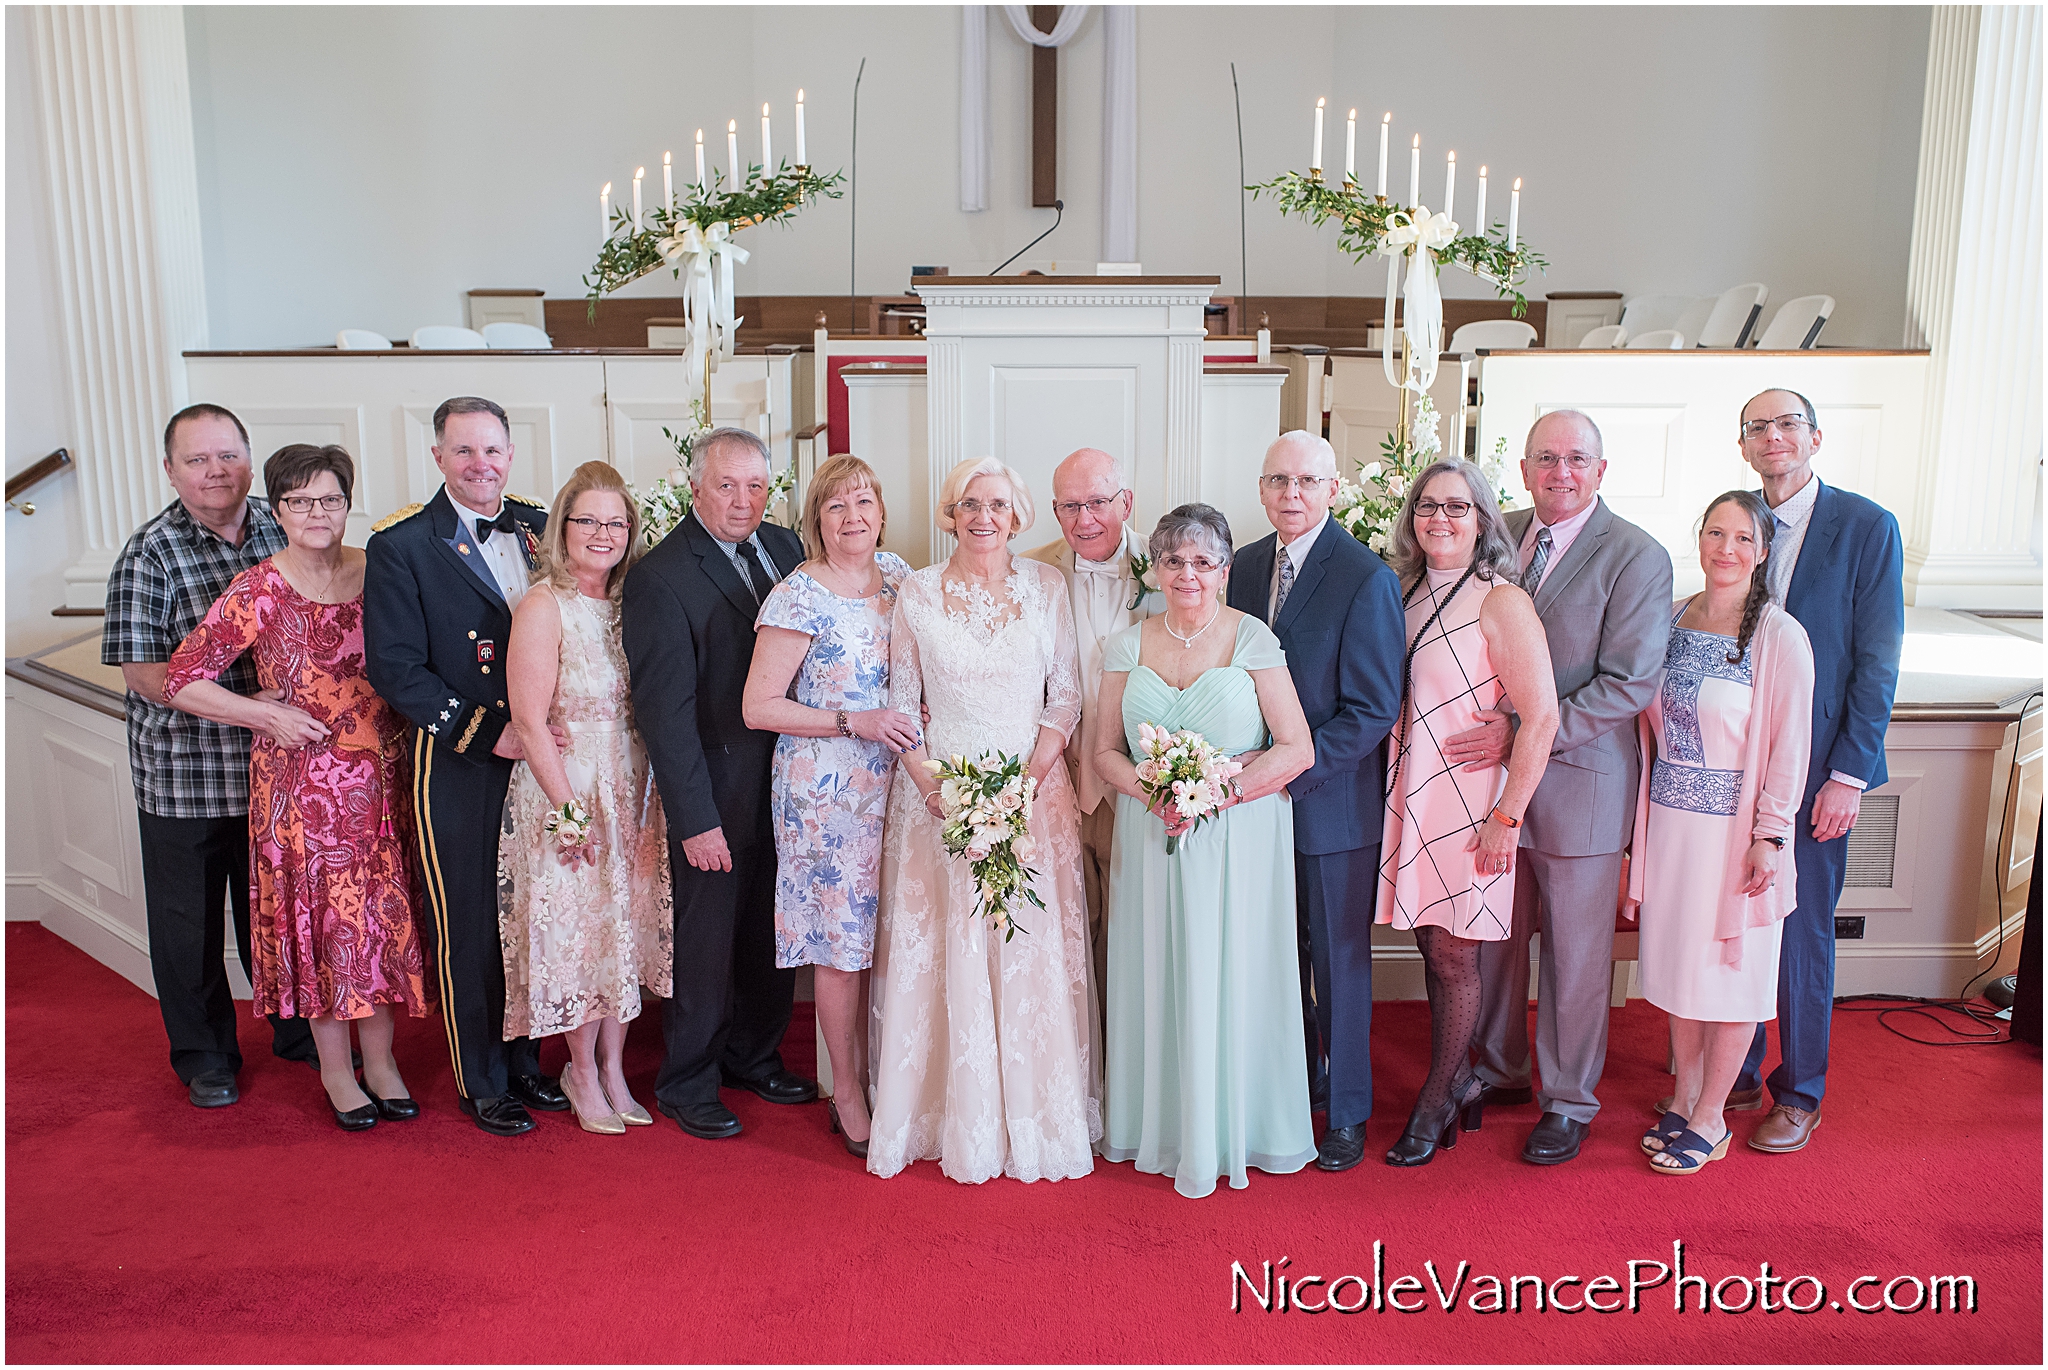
[695, 130, 706, 189]
[600, 182, 611, 244]
[796, 89, 807, 166]
[1409, 134, 1420, 208]
[1345, 109, 1357, 183]
[1443, 152, 1455, 226]
[663, 151, 673, 213]
[761, 103, 772, 171]
[728, 120, 739, 187]
[1476, 166, 1487, 235]
[1311, 97, 1325, 173]
[632, 166, 643, 230]
[1378, 113, 1390, 197]
[1508, 178, 1521, 250]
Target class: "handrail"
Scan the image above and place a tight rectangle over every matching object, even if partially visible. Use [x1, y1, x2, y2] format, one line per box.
[7, 448, 71, 508]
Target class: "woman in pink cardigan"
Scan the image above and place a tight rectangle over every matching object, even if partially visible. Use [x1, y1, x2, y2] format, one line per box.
[1625, 490, 1814, 1174]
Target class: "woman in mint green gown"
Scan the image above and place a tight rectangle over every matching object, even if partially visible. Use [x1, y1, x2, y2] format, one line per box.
[1092, 504, 1319, 1198]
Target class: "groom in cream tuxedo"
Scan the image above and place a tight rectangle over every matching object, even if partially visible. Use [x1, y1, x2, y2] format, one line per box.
[1026, 447, 1161, 1007]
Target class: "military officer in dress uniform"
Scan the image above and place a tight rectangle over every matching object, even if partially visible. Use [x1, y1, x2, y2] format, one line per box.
[364, 395, 571, 1137]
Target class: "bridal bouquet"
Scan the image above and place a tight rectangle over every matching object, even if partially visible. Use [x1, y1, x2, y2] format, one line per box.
[925, 752, 1042, 942]
[1133, 722, 1244, 855]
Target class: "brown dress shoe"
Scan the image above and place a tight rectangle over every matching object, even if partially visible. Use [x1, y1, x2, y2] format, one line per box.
[1653, 1085, 1765, 1117]
[1748, 1103, 1821, 1153]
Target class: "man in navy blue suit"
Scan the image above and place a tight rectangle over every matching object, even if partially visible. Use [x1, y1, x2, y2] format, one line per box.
[1731, 388, 1903, 1154]
[1225, 430, 1404, 1172]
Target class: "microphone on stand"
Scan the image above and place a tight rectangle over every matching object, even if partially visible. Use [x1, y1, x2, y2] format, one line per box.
[992, 200, 1063, 275]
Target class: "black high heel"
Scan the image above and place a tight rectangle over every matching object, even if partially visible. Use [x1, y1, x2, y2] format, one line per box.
[1385, 1096, 1460, 1166]
[1458, 1079, 1488, 1134]
[827, 1099, 869, 1160]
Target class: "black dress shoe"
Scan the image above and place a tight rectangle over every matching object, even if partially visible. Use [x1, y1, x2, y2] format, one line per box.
[660, 1099, 744, 1139]
[361, 1084, 420, 1121]
[721, 1068, 819, 1105]
[459, 1094, 537, 1137]
[1315, 1123, 1367, 1172]
[1522, 1111, 1590, 1166]
[508, 1072, 570, 1112]
[187, 1069, 238, 1109]
[332, 1098, 378, 1132]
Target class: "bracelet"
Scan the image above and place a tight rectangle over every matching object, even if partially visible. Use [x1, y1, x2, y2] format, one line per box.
[1489, 806, 1522, 829]
[836, 709, 853, 738]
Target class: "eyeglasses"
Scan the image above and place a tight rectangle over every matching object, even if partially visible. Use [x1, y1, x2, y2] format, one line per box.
[277, 493, 348, 513]
[1262, 474, 1335, 493]
[1528, 453, 1596, 471]
[1414, 499, 1473, 519]
[564, 516, 632, 535]
[1160, 554, 1226, 574]
[947, 498, 1012, 517]
[1051, 492, 1128, 519]
[1739, 414, 1814, 440]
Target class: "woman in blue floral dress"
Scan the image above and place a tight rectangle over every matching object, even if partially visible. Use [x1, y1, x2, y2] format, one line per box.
[742, 455, 920, 1157]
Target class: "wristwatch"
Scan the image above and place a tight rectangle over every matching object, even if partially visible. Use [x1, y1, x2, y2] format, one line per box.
[1758, 834, 1786, 849]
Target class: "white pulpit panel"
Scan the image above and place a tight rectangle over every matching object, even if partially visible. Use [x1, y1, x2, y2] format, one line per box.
[915, 277, 1218, 559]
[843, 366, 933, 568]
[1327, 353, 1471, 472]
[1198, 368, 1287, 555]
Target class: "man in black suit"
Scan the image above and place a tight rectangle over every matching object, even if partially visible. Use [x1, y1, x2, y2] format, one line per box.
[364, 395, 569, 1137]
[623, 426, 816, 1140]
[1226, 430, 1405, 1172]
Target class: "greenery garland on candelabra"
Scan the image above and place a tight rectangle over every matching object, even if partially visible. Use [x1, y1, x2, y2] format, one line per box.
[1244, 172, 1545, 314]
[582, 165, 844, 309]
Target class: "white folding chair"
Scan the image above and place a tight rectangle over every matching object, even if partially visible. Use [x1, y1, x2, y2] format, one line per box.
[1670, 297, 1717, 348]
[1577, 324, 1627, 348]
[1617, 293, 1695, 337]
[1696, 283, 1770, 349]
[1624, 329, 1686, 350]
[1754, 295, 1836, 349]
[409, 325, 488, 350]
[481, 321, 552, 349]
[335, 329, 392, 350]
[1446, 319, 1538, 352]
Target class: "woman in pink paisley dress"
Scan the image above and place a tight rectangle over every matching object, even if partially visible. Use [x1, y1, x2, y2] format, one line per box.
[164, 445, 429, 1131]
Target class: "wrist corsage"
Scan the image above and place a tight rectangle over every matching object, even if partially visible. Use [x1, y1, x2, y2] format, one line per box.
[543, 798, 592, 849]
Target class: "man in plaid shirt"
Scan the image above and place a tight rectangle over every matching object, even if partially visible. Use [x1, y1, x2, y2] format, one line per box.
[102, 403, 315, 1108]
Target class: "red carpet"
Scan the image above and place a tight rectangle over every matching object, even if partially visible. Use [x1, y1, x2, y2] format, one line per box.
[5, 921, 2038, 1363]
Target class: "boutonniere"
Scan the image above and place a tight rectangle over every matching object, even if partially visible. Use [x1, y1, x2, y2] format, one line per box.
[1127, 552, 1159, 612]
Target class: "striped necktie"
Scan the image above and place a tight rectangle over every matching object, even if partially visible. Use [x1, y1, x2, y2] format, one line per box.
[1521, 527, 1553, 596]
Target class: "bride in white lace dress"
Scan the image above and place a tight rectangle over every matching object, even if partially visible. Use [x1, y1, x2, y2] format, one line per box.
[867, 458, 1102, 1184]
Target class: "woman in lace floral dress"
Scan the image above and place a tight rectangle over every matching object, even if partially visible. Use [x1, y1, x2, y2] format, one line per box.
[164, 444, 428, 1131]
[867, 457, 1101, 1184]
[499, 462, 673, 1135]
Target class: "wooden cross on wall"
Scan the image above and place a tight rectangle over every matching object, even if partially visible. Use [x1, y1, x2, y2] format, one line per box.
[1032, 5, 1059, 206]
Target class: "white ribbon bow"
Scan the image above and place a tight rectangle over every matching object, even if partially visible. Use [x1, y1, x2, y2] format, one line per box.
[1378, 206, 1458, 395]
[656, 220, 751, 404]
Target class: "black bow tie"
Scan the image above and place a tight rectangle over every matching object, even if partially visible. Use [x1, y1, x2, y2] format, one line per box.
[480, 509, 522, 541]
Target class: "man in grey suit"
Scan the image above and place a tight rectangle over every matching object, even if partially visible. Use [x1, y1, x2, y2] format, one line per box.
[1446, 410, 1673, 1165]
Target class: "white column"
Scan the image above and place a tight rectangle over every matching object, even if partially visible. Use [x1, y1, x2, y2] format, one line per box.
[1166, 335, 1203, 505]
[1901, 5, 2043, 609]
[30, 5, 208, 608]
[925, 333, 964, 559]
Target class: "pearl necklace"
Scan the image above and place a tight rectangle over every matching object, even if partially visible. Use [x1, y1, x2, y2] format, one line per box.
[1164, 604, 1221, 650]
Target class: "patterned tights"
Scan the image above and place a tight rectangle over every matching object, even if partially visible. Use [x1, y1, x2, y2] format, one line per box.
[1413, 924, 1483, 1116]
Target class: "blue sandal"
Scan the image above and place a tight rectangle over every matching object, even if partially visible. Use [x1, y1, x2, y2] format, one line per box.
[1640, 1110, 1688, 1155]
[1650, 1126, 1731, 1174]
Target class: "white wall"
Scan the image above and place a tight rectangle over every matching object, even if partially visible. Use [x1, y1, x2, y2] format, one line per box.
[183, 5, 1928, 348]
[6, 5, 87, 657]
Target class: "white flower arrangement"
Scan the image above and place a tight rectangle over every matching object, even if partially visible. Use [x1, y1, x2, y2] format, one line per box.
[1132, 722, 1245, 854]
[630, 401, 799, 549]
[1331, 397, 1516, 558]
[926, 751, 1042, 941]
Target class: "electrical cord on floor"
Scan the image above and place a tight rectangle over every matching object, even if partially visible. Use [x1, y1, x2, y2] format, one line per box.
[1827, 688, 2043, 1049]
